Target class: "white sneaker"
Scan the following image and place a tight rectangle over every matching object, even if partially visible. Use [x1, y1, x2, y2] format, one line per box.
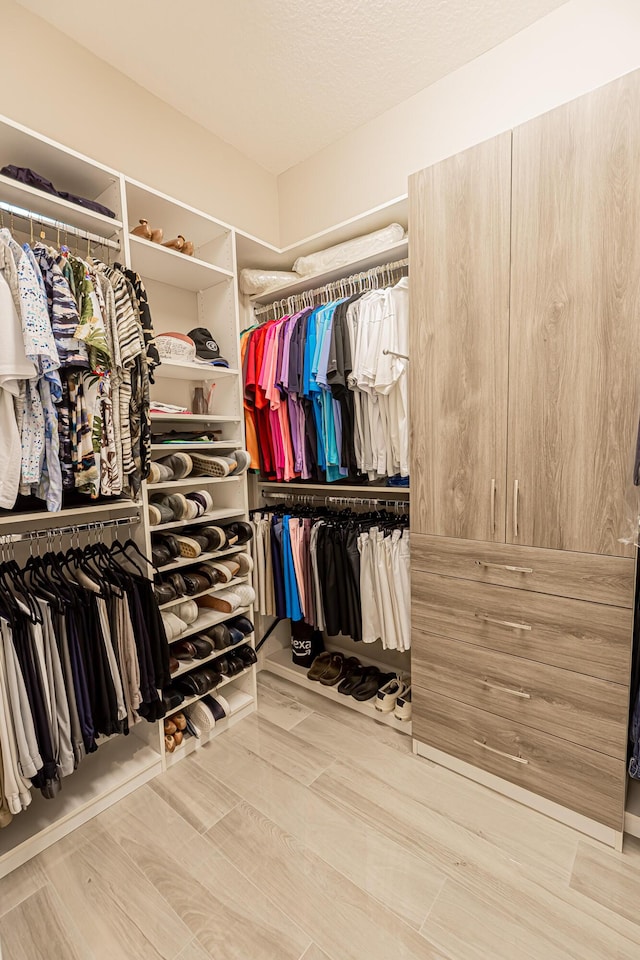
[375, 677, 408, 713]
[394, 686, 412, 721]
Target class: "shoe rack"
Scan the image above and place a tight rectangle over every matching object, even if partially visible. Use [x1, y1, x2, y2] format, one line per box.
[121, 177, 258, 765]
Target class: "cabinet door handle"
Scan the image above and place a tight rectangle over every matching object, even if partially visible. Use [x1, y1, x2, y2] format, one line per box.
[490, 479, 496, 533]
[473, 739, 529, 764]
[474, 614, 532, 631]
[482, 679, 531, 699]
[474, 561, 534, 574]
[513, 479, 519, 539]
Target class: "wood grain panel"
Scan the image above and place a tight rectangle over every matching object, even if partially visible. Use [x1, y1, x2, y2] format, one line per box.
[411, 533, 635, 607]
[508, 71, 640, 556]
[411, 571, 632, 683]
[412, 690, 625, 829]
[409, 133, 511, 541]
[412, 634, 628, 758]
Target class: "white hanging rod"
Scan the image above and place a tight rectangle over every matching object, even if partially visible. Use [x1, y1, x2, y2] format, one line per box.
[0, 200, 121, 251]
[0, 514, 139, 545]
[254, 256, 409, 318]
[261, 489, 409, 510]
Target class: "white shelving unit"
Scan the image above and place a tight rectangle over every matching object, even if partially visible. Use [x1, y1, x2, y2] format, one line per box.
[0, 111, 257, 878]
[263, 647, 411, 735]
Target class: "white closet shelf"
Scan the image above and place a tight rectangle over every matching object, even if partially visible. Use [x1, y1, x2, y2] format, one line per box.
[155, 544, 244, 574]
[168, 606, 251, 644]
[125, 176, 231, 250]
[0, 173, 122, 239]
[249, 239, 408, 305]
[169, 637, 253, 678]
[159, 576, 248, 610]
[147, 474, 242, 491]
[151, 441, 241, 452]
[148, 507, 246, 532]
[0, 500, 139, 530]
[166, 666, 253, 715]
[129, 234, 232, 291]
[151, 412, 241, 423]
[0, 736, 161, 874]
[154, 359, 240, 381]
[263, 647, 412, 736]
[164, 699, 256, 766]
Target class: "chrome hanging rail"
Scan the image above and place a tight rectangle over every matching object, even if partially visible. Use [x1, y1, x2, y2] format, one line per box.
[0, 514, 139, 545]
[253, 256, 409, 320]
[260, 489, 409, 511]
[0, 200, 121, 251]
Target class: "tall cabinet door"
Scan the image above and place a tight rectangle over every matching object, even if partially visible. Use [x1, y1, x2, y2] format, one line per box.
[409, 133, 511, 541]
[507, 72, 640, 557]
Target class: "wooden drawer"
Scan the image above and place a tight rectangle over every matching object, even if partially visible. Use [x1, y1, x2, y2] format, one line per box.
[411, 572, 632, 683]
[411, 533, 634, 607]
[412, 690, 625, 829]
[413, 634, 628, 758]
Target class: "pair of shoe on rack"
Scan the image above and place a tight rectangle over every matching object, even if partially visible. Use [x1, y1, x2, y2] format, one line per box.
[131, 219, 194, 256]
[375, 678, 412, 721]
[147, 450, 251, 485]
[164, 711, 187, 752]
[185, 694, 229, 737]
[164, 644, 257, 701]
[154, 553, 254, 603]
[148, 489, 214, 526]
[197, 582, 256, 614]
[307, 652, 394, 702]
[150, 520, 253, 566]
[168, 617, 255, 673]
[162, 599, 200, 642]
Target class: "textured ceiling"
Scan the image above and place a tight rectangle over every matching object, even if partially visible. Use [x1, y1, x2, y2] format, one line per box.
[18, 0, 567, 174]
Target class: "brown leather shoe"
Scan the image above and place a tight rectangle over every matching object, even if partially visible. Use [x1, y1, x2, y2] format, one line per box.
[182, 239, 194, 256]
[150, 226, 164, 243]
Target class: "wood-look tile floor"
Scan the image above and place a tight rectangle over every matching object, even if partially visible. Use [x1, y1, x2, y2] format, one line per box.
[2, 673, 640, 959]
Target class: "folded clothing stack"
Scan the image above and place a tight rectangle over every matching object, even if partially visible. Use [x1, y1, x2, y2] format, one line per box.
[151, 520, 253, 566]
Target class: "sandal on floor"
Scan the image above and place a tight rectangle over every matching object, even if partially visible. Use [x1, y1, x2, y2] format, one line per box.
[307, 651, 332, 681]
[318, 652, 344, 686]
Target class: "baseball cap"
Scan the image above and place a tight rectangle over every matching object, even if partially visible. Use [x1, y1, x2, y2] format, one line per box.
[155, 332, 196, 362]
[188, 327, 230, 367]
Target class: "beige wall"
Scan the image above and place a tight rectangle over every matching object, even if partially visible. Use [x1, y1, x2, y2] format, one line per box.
[1, 0, 279, 241]
[277, 0, 640, 246]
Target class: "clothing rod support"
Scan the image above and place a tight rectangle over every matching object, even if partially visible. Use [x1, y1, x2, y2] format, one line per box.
[260, 489, 409, 510]
[0, 200, 121, 250]
[0, 514, 139, 545]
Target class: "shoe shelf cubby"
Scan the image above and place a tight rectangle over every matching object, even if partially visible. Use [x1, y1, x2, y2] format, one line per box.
[170, 637, 254, 680]
[155, 544, 245, 574]
[146, 475, 244, 491]
[148, 507, 246, 532]
[167, 606, 252, 645]
[263, 647, 412, 736]
[164, 698, 256, 768]
[158, 576, 249, 610]
[151, 358, 240, 380]
[151, 440, 242, 453]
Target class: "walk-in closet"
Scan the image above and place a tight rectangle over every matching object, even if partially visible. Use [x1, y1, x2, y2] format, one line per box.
[2, 2, 640, 958]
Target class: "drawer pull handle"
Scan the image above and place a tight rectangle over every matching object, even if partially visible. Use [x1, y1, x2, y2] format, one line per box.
[474, 560, 534, 574]
[475, 614, 532, 631]
[473, 739, 529, 764]
[490, 479, 496, 533]
[482, 679, 531, 699]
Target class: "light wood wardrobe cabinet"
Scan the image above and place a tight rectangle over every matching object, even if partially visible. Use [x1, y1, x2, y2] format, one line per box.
[409, 70, 640, 846]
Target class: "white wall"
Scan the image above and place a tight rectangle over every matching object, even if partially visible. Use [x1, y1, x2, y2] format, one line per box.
[278, 0, 640, 246]
[1, 0, 279, 241]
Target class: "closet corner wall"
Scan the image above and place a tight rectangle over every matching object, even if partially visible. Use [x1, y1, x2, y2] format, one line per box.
[0, 113, 256, 877]
[409, 70, 640, 850]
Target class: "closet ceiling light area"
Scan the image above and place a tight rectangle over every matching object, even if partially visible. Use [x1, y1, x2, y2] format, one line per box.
[17, 0, 565, 173]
